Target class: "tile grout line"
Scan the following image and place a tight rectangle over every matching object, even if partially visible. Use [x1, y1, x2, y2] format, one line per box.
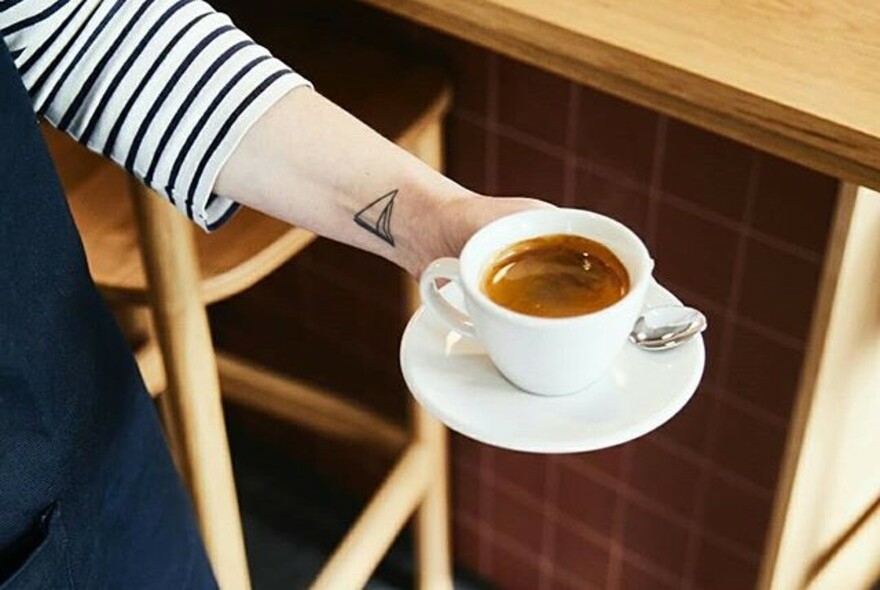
[728, 313, 806, 351]
[606, 443, 636, 590]
[537, 456, 559, 590]
[489, 469, 610, 547]
[455, 108, 826, 266]
[645, 115, 668, 250]
[476, 445, 495, 577]
[479, 463, 762, 584]
[562, 82, 581, 208]
[658, 191, 823, 264]
[458, 512, 605, 590]
[456, 432, 770, 571]
[708, 388, 790, 430]
[681, 149, 763, 589]
[716, 150, 762, 416]
[494, 501, 685, 589]
[556, 455, 767, 560]
[485, 54, 499, 196]
[455, 108, 826, 268]
[618, 546, 686, 588]
[649, 431, 778, 499]
[461, 109, 654, 198]
[460, 103, 570, 160]
[661, 277, 808, 351]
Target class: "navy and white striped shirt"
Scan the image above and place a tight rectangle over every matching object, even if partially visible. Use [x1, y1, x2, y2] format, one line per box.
[1, 0, 310, 230]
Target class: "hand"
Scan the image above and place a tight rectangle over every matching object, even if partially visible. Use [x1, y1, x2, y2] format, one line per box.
[410, 193, 555, 277]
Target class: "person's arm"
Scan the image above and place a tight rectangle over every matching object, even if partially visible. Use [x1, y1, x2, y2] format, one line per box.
[2, 0, 311, 231]
[2, 0, 547, 268]
[216, 87, 547, 277]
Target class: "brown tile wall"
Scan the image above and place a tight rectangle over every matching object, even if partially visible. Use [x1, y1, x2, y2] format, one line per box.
[211, 2, 840, 589]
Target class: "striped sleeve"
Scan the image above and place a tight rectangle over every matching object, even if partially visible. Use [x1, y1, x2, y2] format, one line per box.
[1, 0, 311, 230]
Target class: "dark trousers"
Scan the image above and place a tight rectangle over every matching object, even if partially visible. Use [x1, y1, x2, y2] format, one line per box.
[0, 42, 217, 589]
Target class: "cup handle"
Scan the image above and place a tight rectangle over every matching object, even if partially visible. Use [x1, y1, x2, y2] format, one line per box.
[419, 258, 477, 338]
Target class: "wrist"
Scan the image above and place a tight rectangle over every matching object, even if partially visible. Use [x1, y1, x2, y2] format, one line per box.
[394, 178, 477, 277]
[412, 193, 558, 275]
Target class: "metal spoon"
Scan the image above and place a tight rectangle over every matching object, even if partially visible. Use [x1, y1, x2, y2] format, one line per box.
[629, 305, 707, 351]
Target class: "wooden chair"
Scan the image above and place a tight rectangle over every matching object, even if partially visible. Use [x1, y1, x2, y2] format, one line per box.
[44, 34, 453, 590]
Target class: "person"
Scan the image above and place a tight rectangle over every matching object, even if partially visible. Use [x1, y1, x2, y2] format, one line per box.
[0, 0, 546, 587]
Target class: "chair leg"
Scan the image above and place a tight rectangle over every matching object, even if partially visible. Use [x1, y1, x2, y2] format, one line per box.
[404, 115, 455, 589]
[130, 182, 251, 590]
[410, 398, 453, 589]
[405, 275, 453, 590]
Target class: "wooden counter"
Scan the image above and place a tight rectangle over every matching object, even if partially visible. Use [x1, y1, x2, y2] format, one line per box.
[362, 0, 880, 191]
[358, 2, 880, 589]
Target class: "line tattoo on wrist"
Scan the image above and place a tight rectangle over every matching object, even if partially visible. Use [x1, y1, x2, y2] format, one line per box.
[354, 189, 397, 246]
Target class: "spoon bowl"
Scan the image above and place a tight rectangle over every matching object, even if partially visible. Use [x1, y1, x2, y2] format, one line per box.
[629, 305, 707, 351]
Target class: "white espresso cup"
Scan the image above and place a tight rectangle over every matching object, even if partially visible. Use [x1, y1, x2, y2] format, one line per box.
[419, 208, 654, 396]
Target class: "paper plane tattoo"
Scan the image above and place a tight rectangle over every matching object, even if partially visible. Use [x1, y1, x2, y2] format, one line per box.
[354, 189, 397, 246]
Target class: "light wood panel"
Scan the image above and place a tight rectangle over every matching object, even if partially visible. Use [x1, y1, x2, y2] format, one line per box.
[410, 386, 452, 590]
[131, 184, 251, 590]
[310, 444, 432, 590]
[809, 497, 880, 590]
[43, 125, 316, 306]
[401, 122, 453, 590]
[360, 0, 880, 189]
[759, 184, 880, 590]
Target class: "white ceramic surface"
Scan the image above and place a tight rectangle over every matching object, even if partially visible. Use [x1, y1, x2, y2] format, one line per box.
[401, 281, 705, 453]
[419, 208, 654, 396]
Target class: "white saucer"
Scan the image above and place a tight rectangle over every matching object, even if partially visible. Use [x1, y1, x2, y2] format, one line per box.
[400, 281, 705, 453]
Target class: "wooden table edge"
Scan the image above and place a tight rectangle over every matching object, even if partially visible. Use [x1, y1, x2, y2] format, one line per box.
[359, 0, 880, 191]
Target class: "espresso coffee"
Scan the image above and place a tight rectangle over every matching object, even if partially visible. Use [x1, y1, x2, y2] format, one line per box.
[482, 234, 630, 318]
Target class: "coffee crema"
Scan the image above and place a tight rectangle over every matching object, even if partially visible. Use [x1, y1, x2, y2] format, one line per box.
[481, 234, 630, 318]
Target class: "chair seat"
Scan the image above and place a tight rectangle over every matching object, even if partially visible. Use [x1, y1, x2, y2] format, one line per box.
[43, 127, 315, 306]
[43, 31, 450, 305]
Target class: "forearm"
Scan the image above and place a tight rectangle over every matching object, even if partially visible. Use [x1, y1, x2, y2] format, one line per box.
[6, 0, 547, 266]
[215, 86, 476, 276]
